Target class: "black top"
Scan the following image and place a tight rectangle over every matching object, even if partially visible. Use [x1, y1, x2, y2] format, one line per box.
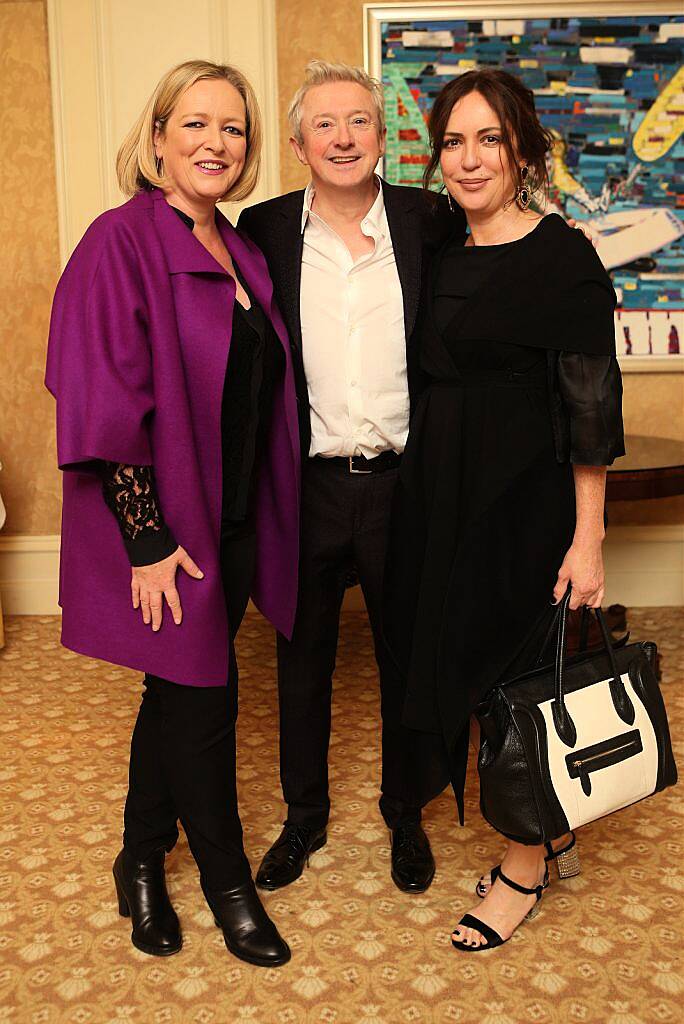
[443, 214, 617, 357]
[432, 238, 543, 372]
[101, 205, 284, 566]
[430, 229, 624, 465]
[221, 289, 284, 525]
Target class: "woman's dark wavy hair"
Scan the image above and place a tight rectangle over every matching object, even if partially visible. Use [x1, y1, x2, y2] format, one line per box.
[423, 68, 554, 200]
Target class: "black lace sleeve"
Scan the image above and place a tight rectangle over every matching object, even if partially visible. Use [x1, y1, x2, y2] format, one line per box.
[557, 353, 625, 466]
[100, 463, 178, 566]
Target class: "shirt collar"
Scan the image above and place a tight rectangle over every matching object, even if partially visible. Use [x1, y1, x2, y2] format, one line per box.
[300, 176, 386, 238]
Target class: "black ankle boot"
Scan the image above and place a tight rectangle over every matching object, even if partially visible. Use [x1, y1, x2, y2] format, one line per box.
[113, 848, 182, 956]
[202, 878, 291, 968]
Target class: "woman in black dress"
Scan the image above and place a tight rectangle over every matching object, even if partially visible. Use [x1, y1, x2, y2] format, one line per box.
[384, 69, 624, 951]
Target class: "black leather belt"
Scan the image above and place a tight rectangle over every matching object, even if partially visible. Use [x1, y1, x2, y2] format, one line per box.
[312, 451, 401, 474]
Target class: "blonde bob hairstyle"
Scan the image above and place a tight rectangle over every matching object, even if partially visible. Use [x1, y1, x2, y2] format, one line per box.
[287, 59, 385, 144]
[116, 60, 262, 203]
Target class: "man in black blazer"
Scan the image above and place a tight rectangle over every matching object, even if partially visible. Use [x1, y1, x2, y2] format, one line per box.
[238, 60, 463, 894]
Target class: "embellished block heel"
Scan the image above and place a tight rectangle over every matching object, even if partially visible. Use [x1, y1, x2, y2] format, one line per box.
[546, 832, 580, 880]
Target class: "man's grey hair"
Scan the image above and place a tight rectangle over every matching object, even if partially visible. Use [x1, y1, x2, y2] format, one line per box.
[287, 59, 386, 143]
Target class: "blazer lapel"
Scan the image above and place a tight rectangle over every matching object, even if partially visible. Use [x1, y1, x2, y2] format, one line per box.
[275, 194, 305, 351]
[382, 180, 422, 343]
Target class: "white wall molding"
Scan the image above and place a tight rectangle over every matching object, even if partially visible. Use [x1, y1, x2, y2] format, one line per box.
[0, 535, 61, 615]
[602, 524, 684, 607]
[1, 527, 682, 617]
[47, 0, 281, 265]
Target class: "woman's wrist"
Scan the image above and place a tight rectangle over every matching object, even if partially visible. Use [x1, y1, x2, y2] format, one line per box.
[572, 523, 606, 546]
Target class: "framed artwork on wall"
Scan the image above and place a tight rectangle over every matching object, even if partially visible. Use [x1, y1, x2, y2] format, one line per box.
[364, 2, 684, 370]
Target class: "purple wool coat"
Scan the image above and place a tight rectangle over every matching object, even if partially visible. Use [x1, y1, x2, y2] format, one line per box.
[46, 187, 300, 686]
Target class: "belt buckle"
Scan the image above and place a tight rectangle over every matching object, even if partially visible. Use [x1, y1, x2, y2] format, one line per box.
[349, 455, 372, 474]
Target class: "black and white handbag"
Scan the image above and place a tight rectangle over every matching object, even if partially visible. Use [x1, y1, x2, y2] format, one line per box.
[476, 589, 677, 845]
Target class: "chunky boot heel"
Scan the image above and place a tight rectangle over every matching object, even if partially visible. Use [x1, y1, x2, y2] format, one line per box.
[113, 848, 182, 957]
[114, 873, 130, 918]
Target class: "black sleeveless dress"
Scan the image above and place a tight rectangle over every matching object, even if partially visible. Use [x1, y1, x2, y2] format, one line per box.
[383, 215, 624, 819]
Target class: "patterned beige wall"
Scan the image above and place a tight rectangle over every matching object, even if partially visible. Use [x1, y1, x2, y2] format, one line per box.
[276, 0, 368, 194]
[0, 0, 61, 535]
[0, 1, 681, 538]
[275, 0, 683, 525]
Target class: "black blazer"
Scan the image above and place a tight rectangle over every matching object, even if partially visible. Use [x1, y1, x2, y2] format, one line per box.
[238, 180, 464, 456]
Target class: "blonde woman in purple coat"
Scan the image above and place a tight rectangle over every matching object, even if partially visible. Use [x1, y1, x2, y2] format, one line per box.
[46, 61, 300, 968]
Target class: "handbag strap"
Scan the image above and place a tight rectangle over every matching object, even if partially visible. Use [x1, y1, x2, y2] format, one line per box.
[536, 602, 593, 668]
[552, 590, 577, 746]
[578, 605, 591, 652]
[551, 587, 635, 748]
[591, 604, 636, 727]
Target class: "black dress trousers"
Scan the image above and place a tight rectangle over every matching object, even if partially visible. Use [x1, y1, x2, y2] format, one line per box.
[123, 521, 257, 888]
[276, 458, 449, 831]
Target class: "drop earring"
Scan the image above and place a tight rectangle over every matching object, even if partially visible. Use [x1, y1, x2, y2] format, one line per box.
[515, 165, 531, 210]
[447, 191, 455, 213]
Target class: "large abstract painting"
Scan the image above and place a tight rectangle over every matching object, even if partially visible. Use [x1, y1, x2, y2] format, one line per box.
[365, 3, 684, 367]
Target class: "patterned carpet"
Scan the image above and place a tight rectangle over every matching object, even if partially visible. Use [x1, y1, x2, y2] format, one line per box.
[1, 609, 682, 1024]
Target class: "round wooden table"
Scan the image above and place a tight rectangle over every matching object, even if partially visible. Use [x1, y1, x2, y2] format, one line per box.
[607, 435, 684, 501]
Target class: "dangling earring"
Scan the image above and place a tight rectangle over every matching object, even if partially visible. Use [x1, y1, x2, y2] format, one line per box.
[447, 191, 455, 213]
[515, 165, 531, 210]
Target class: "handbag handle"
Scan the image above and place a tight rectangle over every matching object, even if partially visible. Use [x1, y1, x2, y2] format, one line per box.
[535, 602, 593, 669]
[551, 587, 635, 748]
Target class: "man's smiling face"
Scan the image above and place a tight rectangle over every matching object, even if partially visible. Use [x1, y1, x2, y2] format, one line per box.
[290, 80, 385, 192]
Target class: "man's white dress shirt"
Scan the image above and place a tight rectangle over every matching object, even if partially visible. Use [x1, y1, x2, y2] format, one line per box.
[299, 181, 409, 460]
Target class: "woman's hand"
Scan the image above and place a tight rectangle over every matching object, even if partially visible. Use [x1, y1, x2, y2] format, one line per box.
[131, 546, 204, 631]
[567, 218, 597, 248]
[553, 535, 605, 610]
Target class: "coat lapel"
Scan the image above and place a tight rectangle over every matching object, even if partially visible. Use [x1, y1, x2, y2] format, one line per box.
[382, 180, 422, 343]
[152, 190, 227, 275]
[150, 189, 300, 475]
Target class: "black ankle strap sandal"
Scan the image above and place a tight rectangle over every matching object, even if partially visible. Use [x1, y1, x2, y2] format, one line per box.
[475, 831, 579, 898]
[453, 865, 549, 952]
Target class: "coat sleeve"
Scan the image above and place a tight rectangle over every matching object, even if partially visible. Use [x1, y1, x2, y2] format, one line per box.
[541, 222, 625, 466]
[557, 352, 625, 466]
[45, 215, 154, 471]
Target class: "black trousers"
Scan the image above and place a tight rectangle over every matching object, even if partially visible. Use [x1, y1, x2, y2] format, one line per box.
[123, 522, 256, 889]
[277, 458, 428, 831]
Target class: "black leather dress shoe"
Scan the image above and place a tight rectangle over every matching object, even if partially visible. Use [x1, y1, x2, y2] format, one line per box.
[202, 879, 291, 968]
[255, 825, 327, 891]
[390, 823, 435, 894]
[113, 848, 182, 956]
